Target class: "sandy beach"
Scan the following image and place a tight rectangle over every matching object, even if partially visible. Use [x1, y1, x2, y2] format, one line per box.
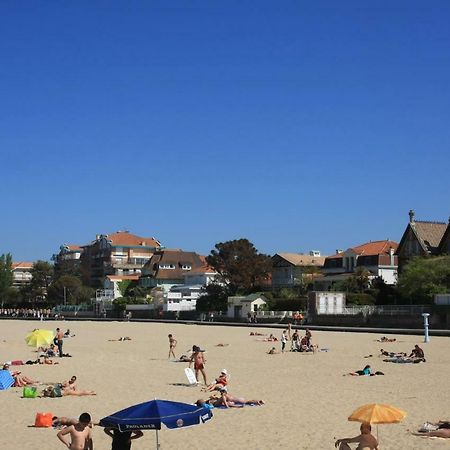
[0, 320, 449, 450]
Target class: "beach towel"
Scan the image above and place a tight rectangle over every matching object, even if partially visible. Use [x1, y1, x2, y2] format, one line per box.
[0, 370, 14, 390]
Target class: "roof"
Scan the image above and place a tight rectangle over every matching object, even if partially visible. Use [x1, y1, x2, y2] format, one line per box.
[67, 244, 82, 251]
[106, 275, 140, 281]
[105, 231, 160, 248]
[274, 253, 325, 266]
[231, 293, 268, 303]
[350, 240, 398, 256]
[411, 221, 447, 251]
[142, 250, 205, 280]
[12, 262, 34, 269]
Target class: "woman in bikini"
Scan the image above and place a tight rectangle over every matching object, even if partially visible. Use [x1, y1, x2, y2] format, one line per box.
[189, 345, 207, 385]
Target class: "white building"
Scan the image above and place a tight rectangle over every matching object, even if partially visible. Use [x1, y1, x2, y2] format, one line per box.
[104, 274, 140, 299]
[227, 293, 268, 319]
[163, 285, 203, 312]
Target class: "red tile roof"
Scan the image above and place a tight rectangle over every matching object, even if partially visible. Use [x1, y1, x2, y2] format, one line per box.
[106, 275, 140, 281]
[106, 231, 160, 248]
[67, 245, 82, 251]
[351, 240, 398, 256]
[12, 262, 34, 269]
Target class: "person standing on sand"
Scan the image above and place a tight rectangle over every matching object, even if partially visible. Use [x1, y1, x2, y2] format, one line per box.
[104, 427, 143, 450]
[168, 334, 177, 359]
[281, 330, 288, 353]
[189, 345, 207, 385]
[335, 423, 379, 450]
[57, 412, 93, 450]
[55, 327, 64, 357]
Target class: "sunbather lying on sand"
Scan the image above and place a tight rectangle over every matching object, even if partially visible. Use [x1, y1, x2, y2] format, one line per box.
[411, 427, 450, 438]
[209, 388, 265, 408]
[108, 337, 132, 341]
[380, 349, 407, 358]
[249, 332, 266, 336]
[344, 365, 384, 376]
[376, 336, 396, 342]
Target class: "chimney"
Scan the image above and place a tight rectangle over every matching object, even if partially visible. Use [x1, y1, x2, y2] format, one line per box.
[409, 209, 415, 224]
[389, 247, 395, 266]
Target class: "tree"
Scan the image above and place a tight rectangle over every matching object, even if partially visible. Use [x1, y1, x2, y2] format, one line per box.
[0, 253, 13, 304]
[22, 261, 54, 305]
[206, 239, 272, 296]
[397, 256, 450, 304]
[47, 274, 95, 305]
[196, 283, 229, 312]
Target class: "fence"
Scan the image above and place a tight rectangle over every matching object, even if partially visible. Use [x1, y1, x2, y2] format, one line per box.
[329, 305, 431, 317]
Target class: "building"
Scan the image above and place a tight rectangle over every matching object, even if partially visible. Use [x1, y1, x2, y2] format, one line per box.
[12, 262, 34, 289]
[53, 244, 83, 274]
[396, 210, 449, 271]
[81, 231, 161, 288]
[272, 251, 325, 287]
[164, 285, 203, 312]
[104, 274, 140, 299]
[314, 240, 398, 290]
[139, 249, 206, 292]
[227, 293, 268, 319]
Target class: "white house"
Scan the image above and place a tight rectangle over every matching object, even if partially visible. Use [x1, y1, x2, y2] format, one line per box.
[227, 293, 268, 319]
[163, 285, 203, 312]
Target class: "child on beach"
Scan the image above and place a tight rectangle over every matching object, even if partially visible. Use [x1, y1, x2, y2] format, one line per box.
[168, 334, 177, 359]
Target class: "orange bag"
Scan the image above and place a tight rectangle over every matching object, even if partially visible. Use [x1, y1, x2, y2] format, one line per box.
[35, 412, 53, 428]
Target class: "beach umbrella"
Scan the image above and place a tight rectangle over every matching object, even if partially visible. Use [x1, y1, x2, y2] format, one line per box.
[348, 403, 406, 440]
[0, 370, 15, 390]
[25, 329, 54, 348]
[99, 399, 213, 449]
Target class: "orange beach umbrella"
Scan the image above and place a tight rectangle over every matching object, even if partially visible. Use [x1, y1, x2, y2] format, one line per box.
[348, 403, 406, 424]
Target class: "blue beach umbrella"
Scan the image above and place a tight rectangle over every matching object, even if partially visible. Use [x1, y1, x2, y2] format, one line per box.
[0, 370, 15, 390]
[99, 399, 213, 449]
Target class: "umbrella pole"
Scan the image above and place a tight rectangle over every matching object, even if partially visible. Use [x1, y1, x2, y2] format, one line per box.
[156, 429, 161, 450]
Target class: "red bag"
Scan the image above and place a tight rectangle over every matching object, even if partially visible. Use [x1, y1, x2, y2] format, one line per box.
[35, 412, 53, 428]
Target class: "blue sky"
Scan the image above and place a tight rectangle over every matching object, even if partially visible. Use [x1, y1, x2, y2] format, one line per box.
[1, 1, 450, 261]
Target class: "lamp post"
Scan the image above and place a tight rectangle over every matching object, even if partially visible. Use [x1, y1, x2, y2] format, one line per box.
[422, 313, 430, 343]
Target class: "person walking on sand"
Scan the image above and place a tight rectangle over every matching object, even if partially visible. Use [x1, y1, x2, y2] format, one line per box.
[189, 345, 207, 385]
[55, 327, 64, 357]
[335, 423, 379, 450]
[57, 412, 93, 450]
[168, 334, 177, 359]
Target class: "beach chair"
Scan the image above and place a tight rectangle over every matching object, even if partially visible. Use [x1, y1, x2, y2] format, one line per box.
[184, 367, 198, 386]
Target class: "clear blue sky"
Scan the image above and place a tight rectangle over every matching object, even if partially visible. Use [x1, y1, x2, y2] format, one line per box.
[2, 1, 450, 261]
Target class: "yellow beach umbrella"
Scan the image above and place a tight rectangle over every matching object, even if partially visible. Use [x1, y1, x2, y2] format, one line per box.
[348, 403, 407, 424]
[348, 403, 407, 441]
[25, 329, 55, 348]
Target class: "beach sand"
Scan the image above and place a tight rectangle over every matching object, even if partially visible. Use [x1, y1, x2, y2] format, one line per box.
[0, 320, 449, 450]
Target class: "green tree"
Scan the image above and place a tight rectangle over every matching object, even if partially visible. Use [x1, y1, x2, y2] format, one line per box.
[398, 256, 450, 304]
[0, 253, 13, 302]
[196, 283, 229, 312]
[206, 239, 272, 296]
[23, 261, 54, 304]
[47, 275, 93, 305]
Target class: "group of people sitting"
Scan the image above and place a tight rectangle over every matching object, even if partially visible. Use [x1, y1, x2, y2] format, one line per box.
[290, 329, 315, 352]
